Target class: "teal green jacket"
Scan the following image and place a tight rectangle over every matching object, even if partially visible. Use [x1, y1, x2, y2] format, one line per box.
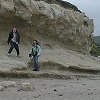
[31, 45, 42, 56]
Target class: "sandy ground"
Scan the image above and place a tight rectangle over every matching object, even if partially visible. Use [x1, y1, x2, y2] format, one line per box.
[0, 78, 100, 100]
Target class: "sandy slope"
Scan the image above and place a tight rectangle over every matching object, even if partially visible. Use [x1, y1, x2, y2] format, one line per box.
[0, 31, 100, 77]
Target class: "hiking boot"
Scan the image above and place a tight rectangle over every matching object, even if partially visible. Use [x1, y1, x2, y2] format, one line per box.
[7, 53, 10, 57]
[17, 55, 21, 58]
[33, 69, 39, 71]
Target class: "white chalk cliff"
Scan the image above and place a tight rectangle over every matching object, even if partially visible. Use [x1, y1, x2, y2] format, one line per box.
[0, 0, 99, 76]
[0, 0, 94, 53]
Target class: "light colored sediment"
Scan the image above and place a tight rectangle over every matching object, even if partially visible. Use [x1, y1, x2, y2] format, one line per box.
[0, 42, 100, 78]
[0, 78, 100, 100]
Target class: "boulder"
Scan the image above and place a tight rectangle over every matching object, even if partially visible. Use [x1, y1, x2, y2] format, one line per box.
[0, 86, 5, 91]
[17, 82, 35, 91]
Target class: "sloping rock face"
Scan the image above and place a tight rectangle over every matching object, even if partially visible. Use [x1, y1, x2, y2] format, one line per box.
[0, 0, 94, 53]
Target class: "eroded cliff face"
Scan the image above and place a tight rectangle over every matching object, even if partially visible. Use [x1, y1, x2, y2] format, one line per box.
[0, 0, 94, 53]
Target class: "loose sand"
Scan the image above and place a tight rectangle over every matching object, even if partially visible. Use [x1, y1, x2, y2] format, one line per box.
[0, 78, 100, 100]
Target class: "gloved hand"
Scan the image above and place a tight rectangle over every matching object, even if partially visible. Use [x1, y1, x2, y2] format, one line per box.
[29, 54, 32, 57]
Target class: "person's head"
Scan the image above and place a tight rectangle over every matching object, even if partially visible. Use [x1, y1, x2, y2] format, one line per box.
[33, 40, 38, 45]
[12, 28, 17, 33]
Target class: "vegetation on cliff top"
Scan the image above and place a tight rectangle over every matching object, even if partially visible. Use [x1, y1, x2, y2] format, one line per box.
[90, 46, 100, 57]
[94, 36, 100, 46]
[90, 36, 100, 57]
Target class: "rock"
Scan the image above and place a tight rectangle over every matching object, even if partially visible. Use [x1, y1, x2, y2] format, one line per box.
[91, 92, 93, 94]
[0, 81, 16, 88]
[88, 93, 90, 95]
[0, 0, 94, 54]
[82, 84, 86, 86]
[17, 82, 35, 91]
[0, 0, 98, 75]
[87, 89, 91, 90]
[0, 0, 14, 11]
[0, 86, 5, 91]
[34, 95, 40, 98]
[58, 94, 63, 96]
[54, 89, 57, 91]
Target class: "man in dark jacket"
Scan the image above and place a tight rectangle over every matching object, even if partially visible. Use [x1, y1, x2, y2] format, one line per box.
[7, 28, 21, 58]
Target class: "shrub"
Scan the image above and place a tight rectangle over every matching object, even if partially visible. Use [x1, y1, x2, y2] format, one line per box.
[90, 46, 100, 57]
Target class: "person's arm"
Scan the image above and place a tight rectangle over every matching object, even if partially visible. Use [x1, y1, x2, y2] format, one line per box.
[7, 33, 11, 44]
[17, 33, 20, 44]
[29, 48, 33, 57]
[37, 45, 42, 56]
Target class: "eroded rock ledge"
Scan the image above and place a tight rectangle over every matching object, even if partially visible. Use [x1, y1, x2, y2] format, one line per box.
[0, 0, 94, 53]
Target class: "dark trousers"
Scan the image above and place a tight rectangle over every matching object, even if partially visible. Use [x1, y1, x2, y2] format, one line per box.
[8, 41, 19, 56]
[33, 56, 40, 71]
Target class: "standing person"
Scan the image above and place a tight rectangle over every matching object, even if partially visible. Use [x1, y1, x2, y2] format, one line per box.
[29, 40, 42, 71]
[7, 28, 21, 58]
